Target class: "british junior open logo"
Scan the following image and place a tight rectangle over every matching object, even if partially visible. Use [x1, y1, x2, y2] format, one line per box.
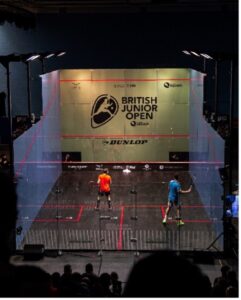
[91, 94, 158, 128]
[91, 94, 119, 128]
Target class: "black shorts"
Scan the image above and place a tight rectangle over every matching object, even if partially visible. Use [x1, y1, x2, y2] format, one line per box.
[98, 190, 110, 197]
[168, 199, 180, 207]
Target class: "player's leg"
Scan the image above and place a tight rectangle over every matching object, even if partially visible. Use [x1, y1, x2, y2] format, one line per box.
[176, 203, 184, 226]
[95, 191, 102, 210]
[106, 192, 112, 210]
[163, 201, 172, 224]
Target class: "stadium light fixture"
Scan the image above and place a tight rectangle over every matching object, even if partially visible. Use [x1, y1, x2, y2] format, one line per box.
[200, 53, 213, 59]
[182, 50, 191, 55]
[25, 54, 40, 62]
[190, 51, 200, 57]
[42, 52, 55, 59]
[55, 51, 66, 57]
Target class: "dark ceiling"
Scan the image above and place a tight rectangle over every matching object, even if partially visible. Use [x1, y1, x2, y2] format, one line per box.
[0, 0, 238, 14]
[0, 0, 238, 29]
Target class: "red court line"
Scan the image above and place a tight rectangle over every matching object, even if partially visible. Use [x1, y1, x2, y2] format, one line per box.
[75, 206, 84, 222]
[32, 218, 218, 223]
[183, 219, 218, 223]
[166, 219, 220, 223]
[160, 205, 166, 218]
[62, 134, 189, 139]
[60, 77, 203, 82]
[33, 218, 76, 223]
[124, 204, 165, 208]
[117, 206, 125, 251]
[18, 204, 223, 209]
[121, 204, 223, 209]
[18, 204, 82, 208]
[182, 205, 223, 208]
[43, 204, 82, 208]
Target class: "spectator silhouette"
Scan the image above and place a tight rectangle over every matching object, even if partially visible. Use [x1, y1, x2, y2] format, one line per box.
[59, 264, 73, 296]
[123, 251, 211, 297]
[212, 277, 227, 297]
[51, 271, 61, 296]
[212, 265, 230, 297]
[0, 171, 53, 297]
[110, 271, 122, 296]
[14, 265, 52, 297]
[213, 265, 230, 286]
[226, 285, 238, 297]
[82, 262, 100, 296]
[82, 262, 98, 285]
[71, 272, 91, 297]
[227, 270, 238, 289]
[0, 172, 17, 262]
[99, 272, 113, 297]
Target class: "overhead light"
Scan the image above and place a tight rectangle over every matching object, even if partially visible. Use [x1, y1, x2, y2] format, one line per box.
[25, 54, 40, 62]
[200, 53, 213, 59]
[190, 51, 200, 57]
[42, 53, 55, 59]
[55, 51, 66, 57]
[182, 50, 191, 55]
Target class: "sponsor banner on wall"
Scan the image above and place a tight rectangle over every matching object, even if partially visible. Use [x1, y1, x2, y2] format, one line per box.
[62, 163, 188, 171]
[62, 151, 81, 170]
[57, 69, 202, 162]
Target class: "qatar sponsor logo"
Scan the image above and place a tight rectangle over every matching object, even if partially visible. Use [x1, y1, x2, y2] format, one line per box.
[163, 82, 183, 88]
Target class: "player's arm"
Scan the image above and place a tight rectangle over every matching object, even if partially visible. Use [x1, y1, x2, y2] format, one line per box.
[180, 186, 192, 193]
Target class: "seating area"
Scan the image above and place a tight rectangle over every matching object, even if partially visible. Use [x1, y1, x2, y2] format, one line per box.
[7, 252, 238, 297]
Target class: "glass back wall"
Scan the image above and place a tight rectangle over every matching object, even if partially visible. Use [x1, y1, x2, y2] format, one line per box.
[189, 69, 224, 249]
[14, 71, 62, 249]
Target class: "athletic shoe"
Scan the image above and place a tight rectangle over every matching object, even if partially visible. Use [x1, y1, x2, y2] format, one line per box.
[162, 219, 167, 225]
[177, 220, 184, 226]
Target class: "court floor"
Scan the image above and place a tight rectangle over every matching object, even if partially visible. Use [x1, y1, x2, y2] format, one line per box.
[18, 170, 224, 252]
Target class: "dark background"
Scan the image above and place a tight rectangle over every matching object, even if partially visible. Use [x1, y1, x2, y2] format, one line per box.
[0, 1, 238, 119]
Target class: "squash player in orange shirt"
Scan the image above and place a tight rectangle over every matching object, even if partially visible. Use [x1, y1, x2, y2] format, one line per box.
[95, 168, 112, 211]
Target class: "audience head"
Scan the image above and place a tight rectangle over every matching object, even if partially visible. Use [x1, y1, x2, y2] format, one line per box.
[123, 251, 211, 297]
[221, 265, 230, 277]
[63, 264, 72, 275]
[226, 286, 238, 297]
[110, 271, 119, 282]
[85, 263, 94, 273]
[15, 265, 52, 297]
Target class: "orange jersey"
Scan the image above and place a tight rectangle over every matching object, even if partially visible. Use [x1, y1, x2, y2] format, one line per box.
[98, 173, 112, 192]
